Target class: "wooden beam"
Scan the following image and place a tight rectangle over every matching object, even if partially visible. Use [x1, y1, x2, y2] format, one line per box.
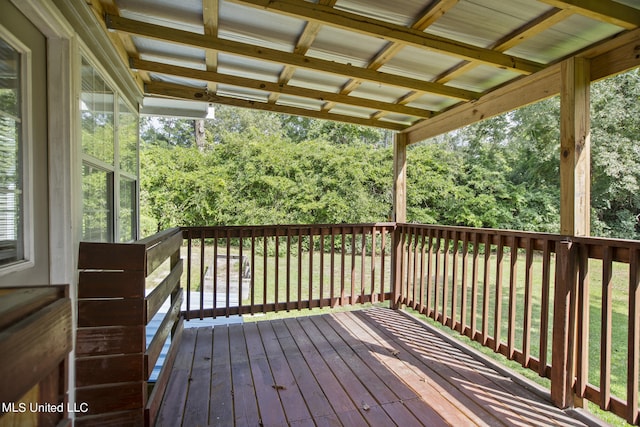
[404, 27, 640, 144]
[540, 0, 640, 30]
[203, 0, 219, 93]
[106, 14, 480, 101]
[229, 0, 544, 75]
[132, 58, 433, 118]
[270, 0, 337, 103]
[559, 57, 590, 237]
[393, 133, 407, 223]
[145, 81, 409, 130]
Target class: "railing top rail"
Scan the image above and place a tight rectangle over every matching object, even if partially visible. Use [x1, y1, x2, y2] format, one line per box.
[181, 222, 397, 238]
[396, 222, 564, 241]
[136, 226, 182, 249]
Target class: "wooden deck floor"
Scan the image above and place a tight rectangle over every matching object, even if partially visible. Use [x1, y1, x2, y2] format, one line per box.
[156, 308, 596, 427]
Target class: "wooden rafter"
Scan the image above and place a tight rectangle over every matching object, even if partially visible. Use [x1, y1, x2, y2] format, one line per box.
[105, 14, 481, 101]
[203, 0, 219, 93]
[540, 0, 640, 30]
[268, 0, 337, 104]
[145, 81, 408, 130]
[322, 0, 459, 115]
[90, 0, 145, 91]
[435, 7, 574, 85]
[130, 58, 434, 118]
[404, 27, 640, 144]
[228, 0, 544, 75]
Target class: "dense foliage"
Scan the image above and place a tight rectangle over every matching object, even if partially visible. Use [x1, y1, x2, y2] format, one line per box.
[140, 69, 640, 240]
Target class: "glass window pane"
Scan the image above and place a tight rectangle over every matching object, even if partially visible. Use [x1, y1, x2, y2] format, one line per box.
[82, 164, 113, 242]
[119, 177, 136, 242]
[0, 37, 23, 266]
[81, 58, 114, 164]
[119, 99, 138, 174]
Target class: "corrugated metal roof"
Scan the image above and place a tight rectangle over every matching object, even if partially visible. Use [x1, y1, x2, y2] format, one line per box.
[87, 0, 640, 131]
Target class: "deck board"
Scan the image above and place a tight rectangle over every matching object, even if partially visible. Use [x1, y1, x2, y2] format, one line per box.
[156, 308, 596, 427]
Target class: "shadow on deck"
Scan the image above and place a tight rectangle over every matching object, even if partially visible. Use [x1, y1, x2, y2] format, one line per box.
[156, 307, 598, 427]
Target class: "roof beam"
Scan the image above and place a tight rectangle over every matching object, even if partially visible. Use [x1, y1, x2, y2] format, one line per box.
[539, 0, 640, 30]
[131, 58, 434, 118]
[228, 0, 544, 75]
[106, 14, 480, 101]
[202, 0, 219, 93]
[145, 81, 409, 130]
[404, 26, 640, 144]
[435, 8, 574, 85]
[270, 0, 337, 104]
[325, 0, 459, 112]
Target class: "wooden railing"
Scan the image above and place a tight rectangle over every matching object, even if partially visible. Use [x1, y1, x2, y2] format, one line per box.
[0, 285, 71, 427]
[75, 228, 183, 427]
[395, 223, 640, 425]
[181, 223, 394, 319]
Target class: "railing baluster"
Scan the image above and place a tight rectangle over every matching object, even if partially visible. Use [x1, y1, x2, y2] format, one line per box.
[250, 229, 255, 315]
[426, 228, 434, 317]
[508, 235, 518, 358]
[470, 232, 480, 340]
[442, 231, 450, 327]
[263, 232, 268, 314]
[411, 227, 418, 310]
[380, 226, 386, 303]
[309, 230, 314, 309]
[298, 227, 303, 310]
[351, 228, 357, 305]
[213, 231, 218, 318]
[523, 237, 534, 367]
[539, 239, 552, 376]
[361, 229, 366, 304]
[200, 230, 205, 320]
[434, 229, 442, 321]
[330, 227, 336, 306]
[460, 231, 469, 335]
[275, 231, 279, 313]
[370, 227, 376, 303]
[186, 232, 192, 321]
[576, 243, 590, 398]
[286, 228, 291, 311]
[628, 248, 640, 425]
[239, 232, 244, 313]
[226, 229, 231, 318]
[320, 228, 325, 309]
[451, 230, 459, 330]
[494, 235, 504, 352]
[409, 227, 415, 307]
[601, 246, 614, 410]
[482, 232, 491, 345]
[419, 228, 426, 314]
[341, 227, 346, 306]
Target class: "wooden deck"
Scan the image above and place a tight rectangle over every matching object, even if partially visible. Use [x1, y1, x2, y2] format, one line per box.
[156, 308, 596, 427]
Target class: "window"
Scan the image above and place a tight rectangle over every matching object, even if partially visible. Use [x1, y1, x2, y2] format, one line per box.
[0, 36, 26, 267]
[82, 164, 113, 242]
[80, 56, 139, 242]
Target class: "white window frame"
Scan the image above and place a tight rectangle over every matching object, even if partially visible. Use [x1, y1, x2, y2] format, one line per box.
[78, 45, 139, 243]
[0, 25, 35, 276]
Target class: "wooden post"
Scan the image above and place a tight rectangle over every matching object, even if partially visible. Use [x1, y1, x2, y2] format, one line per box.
[393, 132, 407, 223]
[391, 132, 407, 308]
[552, 56, 590, 409]
[551, 240, 578, 408]
[560, 57, 590, 237]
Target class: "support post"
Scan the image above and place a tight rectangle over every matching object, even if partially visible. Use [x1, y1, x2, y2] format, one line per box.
[551, 240, 578, 408]
[552, 56, 591, 409]
[393, 132, 407, 223]
[391, 132, 407, 308]
[560, 57, 591, 237]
